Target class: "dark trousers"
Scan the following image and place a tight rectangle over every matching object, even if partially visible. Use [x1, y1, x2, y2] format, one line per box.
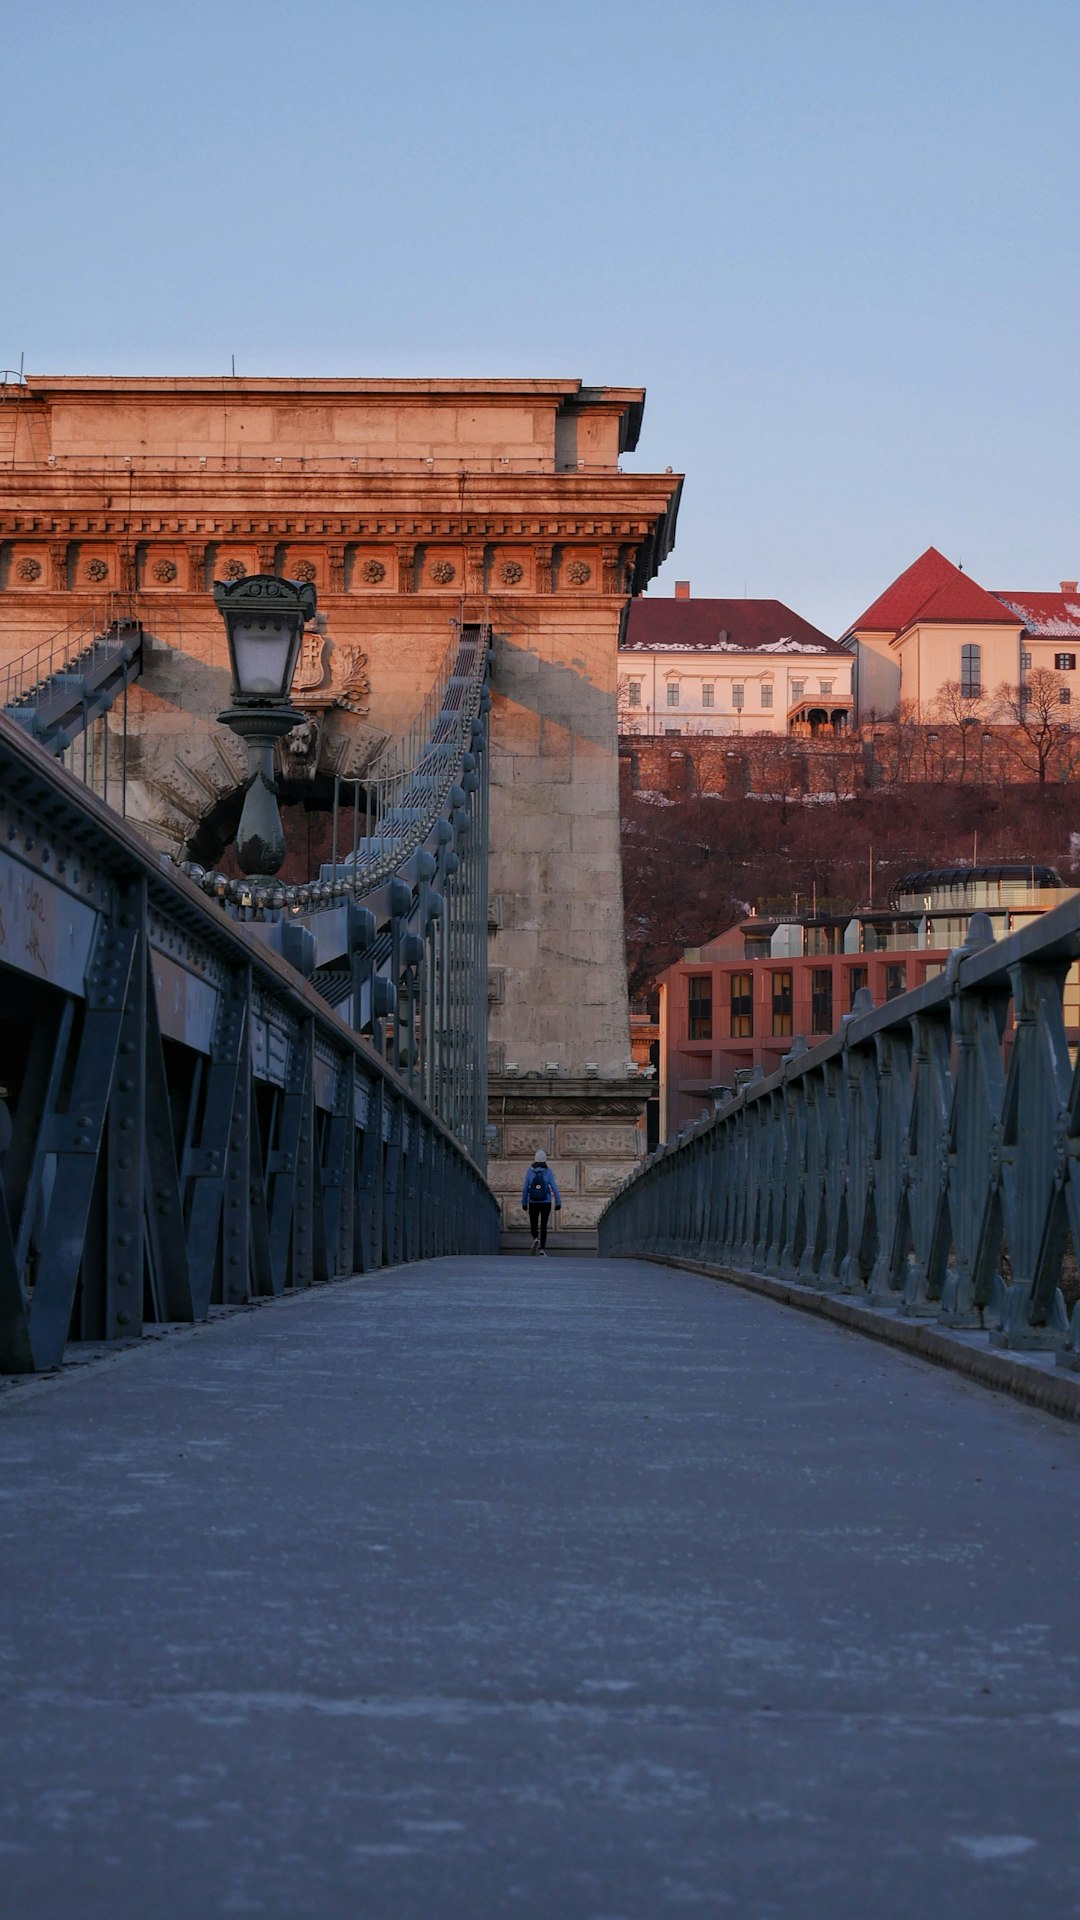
[528, 1202, 552, 1248]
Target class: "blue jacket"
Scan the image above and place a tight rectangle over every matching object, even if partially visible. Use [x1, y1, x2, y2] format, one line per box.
[522, 1163, 561, 1208]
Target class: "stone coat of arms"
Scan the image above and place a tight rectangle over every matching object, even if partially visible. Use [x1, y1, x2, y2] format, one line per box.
[290, 618, 371, 717]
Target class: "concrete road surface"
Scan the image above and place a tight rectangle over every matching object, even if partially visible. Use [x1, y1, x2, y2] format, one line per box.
[2, 1255, 1080, 1919]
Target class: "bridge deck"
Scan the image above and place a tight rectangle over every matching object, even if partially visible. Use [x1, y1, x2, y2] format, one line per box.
[3, 1257, 1080, 1918]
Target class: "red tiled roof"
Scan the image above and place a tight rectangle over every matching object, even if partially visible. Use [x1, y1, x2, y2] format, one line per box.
[846, 546, 1017, 637]
[994, 592, 1080, 639]
[622, 597, 845, 656]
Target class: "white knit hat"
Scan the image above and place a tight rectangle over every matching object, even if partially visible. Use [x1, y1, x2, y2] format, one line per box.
[533, 1149, 548, 1164]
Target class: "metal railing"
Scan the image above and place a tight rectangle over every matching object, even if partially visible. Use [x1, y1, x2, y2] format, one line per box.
[600, 898, 1080, 1367]
[174, 622, 492, 1165]
[341, 627, 472, 873]
[182, 620, 490, 914]
[0, 594, 134, 711]
[0, 708, 499, 1374]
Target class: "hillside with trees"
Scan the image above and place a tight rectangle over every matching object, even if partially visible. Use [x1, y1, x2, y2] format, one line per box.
[622, 775, 1080, 996]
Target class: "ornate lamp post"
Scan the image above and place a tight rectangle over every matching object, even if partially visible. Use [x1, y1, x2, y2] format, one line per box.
[214, 573, 317, 876]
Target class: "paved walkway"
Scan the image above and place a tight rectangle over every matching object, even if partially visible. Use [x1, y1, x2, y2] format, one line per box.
[3, 1257, 1080, 1919]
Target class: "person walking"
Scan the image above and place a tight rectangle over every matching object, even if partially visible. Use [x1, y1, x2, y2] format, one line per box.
[521, 1149, 561, 1255]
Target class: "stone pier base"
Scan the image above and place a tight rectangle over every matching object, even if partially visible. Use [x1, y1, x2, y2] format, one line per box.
[487, 1075, 648, 1246]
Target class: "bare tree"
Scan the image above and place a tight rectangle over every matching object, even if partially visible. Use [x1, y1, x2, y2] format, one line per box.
[869, 700, 922, 785]
[617, 673, 645, 736]
[994, 670, 1077, 785]
[743, 736, 804, 820]
[930, 679, 988, 784]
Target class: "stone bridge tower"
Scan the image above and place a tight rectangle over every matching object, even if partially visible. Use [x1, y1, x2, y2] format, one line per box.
[0, 375, 681, 1230]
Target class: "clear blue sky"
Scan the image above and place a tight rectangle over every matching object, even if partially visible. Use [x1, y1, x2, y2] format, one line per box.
[4, 0, 1078, 635]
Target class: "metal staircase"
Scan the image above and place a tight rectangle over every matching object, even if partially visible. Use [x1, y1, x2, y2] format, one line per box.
[1, 600, 143, 755]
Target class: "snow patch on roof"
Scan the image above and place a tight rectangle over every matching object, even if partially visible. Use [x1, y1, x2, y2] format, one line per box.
[634, 636, 829, 655]
[997, 596, 1080, 638]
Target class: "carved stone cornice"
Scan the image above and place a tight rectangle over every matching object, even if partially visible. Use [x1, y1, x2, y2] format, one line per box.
[0, 471, 681, 596]
[0, 513, 663, 543]
[488, 1075, 648, 1122]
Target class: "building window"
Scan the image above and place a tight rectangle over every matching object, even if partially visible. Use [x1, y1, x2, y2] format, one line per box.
[848, 965, 868, 1010]
[688, 975, 713, 1040]
[666, 681, 680, 707]
[790, 679, 805, 700]
[805, 923, 837, 956]
[771, 970, 793, 1037]
[702, 683, 715, 708]
[1021, 650, 1032, 670]
[818, 679, 833, 696]
[730, 973, 753, 1039]
[628, 681, 641, 707]
[885, 963, 907, 1000]
[960, 643, 982, 697]
[1056, 653, 1076, 671]
[1061, 686, 1072, 705]
[761, 682, 773, 709]
[732, 683, 745, 710]
[811, 969, 833, 1035]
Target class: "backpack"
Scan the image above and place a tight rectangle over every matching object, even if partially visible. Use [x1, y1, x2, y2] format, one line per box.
[528, 1167, 549, 1203]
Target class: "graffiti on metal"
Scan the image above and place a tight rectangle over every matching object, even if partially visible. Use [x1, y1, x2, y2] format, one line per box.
[0, 860, 98, 993]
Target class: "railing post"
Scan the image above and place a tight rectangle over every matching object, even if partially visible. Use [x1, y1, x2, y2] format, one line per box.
[866, 1022, 913, 1303]
[838, 1035, 878, 1295]
[898, 1006, 954, 1315]
[989, 957, 1072, 1350]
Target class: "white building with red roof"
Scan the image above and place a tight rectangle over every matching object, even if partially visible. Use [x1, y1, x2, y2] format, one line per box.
[619, 581, 852, 737]
[845, 546, 1080, 721]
